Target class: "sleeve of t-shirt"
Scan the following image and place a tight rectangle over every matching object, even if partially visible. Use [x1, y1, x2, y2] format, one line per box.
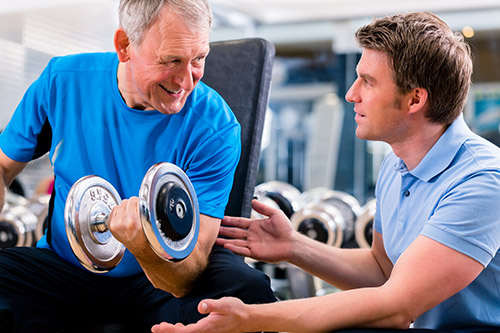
[421, 170, 500, 267]
[186, 116, 241, 220]
[0, 59, 53, 162]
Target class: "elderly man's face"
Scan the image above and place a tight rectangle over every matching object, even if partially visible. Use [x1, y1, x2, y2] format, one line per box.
[124, 9, 210, 114]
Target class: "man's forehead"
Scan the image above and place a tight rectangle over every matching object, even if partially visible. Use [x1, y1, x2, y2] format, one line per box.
[357, 49, 391, 72]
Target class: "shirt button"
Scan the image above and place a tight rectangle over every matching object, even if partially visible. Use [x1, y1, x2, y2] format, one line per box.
[404, 190, 410, 197]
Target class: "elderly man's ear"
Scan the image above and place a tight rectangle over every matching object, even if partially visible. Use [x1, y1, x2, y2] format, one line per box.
[114, 28, 131, 62]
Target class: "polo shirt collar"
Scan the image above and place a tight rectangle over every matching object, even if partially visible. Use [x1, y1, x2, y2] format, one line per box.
[396, 114, 472, 182]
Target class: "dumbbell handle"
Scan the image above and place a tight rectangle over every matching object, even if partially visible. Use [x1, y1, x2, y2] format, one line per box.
[88, 186, 189, 241]
[92, 212, 109, 233]
[89, 191, 188, 236]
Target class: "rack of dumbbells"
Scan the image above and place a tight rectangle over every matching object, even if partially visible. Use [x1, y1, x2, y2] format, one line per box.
[0, 190, 51, 250]
[251, 181, 375, 300]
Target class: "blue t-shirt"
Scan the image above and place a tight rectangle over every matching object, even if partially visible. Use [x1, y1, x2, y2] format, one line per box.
[374, 114, 500, 330]
[0, 52, 241, 277]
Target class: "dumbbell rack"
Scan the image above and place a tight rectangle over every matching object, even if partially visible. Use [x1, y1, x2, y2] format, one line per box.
[251, 181, 375, 300]
[0, 191, 50, 250]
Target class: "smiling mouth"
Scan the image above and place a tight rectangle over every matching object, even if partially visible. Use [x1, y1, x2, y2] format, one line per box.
[160, 84, 181, 95]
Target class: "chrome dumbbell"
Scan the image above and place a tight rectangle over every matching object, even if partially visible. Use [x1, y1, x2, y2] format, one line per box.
[0, 201, 38, 249]
[291, 188, 362, 248]
[253, 181, 302, 218]
[65, 162, 199, 273]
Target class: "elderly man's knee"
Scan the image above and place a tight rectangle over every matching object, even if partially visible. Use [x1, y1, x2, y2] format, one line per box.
[226, 263, 275, 303]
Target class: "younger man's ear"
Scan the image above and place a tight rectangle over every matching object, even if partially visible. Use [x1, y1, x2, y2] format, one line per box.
[408, 88, 428, 114]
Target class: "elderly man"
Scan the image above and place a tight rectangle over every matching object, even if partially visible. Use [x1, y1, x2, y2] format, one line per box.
[0, 1, 276, 331]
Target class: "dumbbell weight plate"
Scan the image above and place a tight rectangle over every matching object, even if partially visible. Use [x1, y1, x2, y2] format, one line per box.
[355, 199, 375, 249]
[254, 181, 302, 218]
[28, 195, 51, 242]
[321, 191, 362, 246]
[139, 162, 199, 261]
[297, 218, 330, 244]
[251, 196, 280, 219]
[0, 203, 22, 249]
[0, 217, 21, 249]
[291, 203, 345, 247]
[10, 205, 38, 246]
[65, 176, 124, 273]
[296, 187, 331, 208]
[0, 205, 38, 248]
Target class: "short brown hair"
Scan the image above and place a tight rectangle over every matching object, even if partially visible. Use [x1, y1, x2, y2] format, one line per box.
[355, 12, 473, 125]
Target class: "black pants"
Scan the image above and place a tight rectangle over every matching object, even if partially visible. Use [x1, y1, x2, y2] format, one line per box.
[0, 246, 276, 333]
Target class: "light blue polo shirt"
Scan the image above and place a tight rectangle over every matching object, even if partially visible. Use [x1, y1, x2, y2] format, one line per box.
[374, 114, 500, 330]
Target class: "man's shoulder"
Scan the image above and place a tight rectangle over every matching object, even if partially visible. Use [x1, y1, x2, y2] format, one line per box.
[190, 81, 224, 105]
[460, 133, 500, 171]
[186, 81, 239, 126]
[47, 52, 117, 74]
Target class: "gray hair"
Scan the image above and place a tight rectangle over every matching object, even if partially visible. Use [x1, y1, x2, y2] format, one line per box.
[118, 0, 212, 46]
